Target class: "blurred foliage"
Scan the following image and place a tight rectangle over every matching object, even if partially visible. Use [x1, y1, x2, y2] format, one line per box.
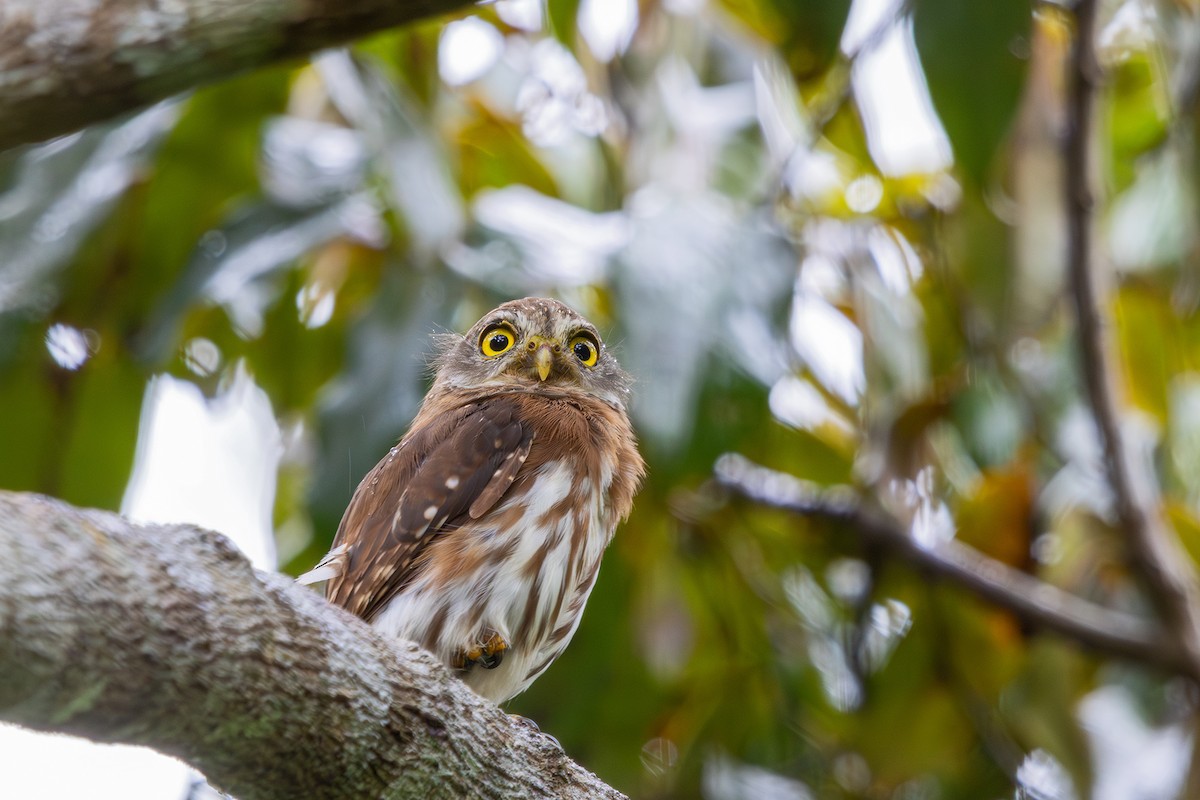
[913, 0, 1031, 187]
[4, 0, 1200, 798]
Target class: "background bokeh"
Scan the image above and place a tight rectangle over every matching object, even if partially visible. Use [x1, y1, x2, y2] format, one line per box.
[3, 0, 1200, 797]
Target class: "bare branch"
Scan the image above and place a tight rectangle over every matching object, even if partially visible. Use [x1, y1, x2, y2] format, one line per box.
[0, 0, 475, 151]
[0, 490, 623, 800]
[714, 454, 1197, 680]
[1063, 0, 1200, 672]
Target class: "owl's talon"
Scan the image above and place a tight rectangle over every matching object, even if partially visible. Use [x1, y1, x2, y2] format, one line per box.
[477, 629, 508, 669]
[510, 713, 539, 732]
[509, 715, 562, 751]
[456, 629, 508, 670]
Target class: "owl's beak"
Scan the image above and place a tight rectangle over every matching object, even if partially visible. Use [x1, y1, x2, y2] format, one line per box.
[534, 343, 554, 381]
[524, 335, 560, 381]
[522, 335, 557, 381]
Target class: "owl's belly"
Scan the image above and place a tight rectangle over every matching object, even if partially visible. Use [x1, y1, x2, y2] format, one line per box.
[369, 460, 611, 703]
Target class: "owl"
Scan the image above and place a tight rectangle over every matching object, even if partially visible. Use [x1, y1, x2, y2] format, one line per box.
[301, 297, 645, 703]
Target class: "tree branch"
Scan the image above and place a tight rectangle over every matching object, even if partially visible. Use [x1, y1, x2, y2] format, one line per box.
[714, 454, 1197, 680]
[1063, 0, 1200, 674]
[0, 0, 474, 152]
[0, 490, 623, 800]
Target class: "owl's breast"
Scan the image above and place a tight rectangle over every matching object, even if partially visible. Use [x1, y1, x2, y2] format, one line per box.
[369, 390, 643, 703]
[371, 454, 608, 702]
[478, 454, 613, 698]
[504, 390, 643, 522]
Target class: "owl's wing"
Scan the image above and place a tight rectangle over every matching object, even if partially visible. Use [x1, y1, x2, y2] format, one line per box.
[308, 398, 534, 622]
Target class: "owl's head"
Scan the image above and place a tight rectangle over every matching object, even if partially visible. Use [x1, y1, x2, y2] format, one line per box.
[431, 297, 631, 408]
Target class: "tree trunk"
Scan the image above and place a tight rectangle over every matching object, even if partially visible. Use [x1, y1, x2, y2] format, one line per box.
[0, 0, 473, 151]
[0, 490, 624, 800]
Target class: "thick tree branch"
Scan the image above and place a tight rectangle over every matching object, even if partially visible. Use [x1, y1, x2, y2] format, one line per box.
[714, 454, 1198, 680]
[0, 490, 623, 800]
[1063, 0, 1200, 674]
[0, 0, 474, 152]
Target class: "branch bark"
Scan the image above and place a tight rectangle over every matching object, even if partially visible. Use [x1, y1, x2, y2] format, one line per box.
[1063, 0, 1200, 675]
[0, 0, 474, 152]
[715, 454, 1198, 681]
[0, 490, 623, 800]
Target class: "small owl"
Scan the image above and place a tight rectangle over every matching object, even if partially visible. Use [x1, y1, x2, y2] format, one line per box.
[301, 297, 645, 703]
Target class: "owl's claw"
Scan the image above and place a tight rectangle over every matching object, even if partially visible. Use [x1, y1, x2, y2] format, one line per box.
[510, 714, 562, 751]
[455, 629, 508, 670]
[510, 713, 539, 731]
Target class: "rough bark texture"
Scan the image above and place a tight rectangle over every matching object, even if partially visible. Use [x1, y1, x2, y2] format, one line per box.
[0, 0, 474, 151]
[0, 490, 624, 800]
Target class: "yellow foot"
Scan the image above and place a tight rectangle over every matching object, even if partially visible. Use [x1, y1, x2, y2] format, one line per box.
[454, 629, 508, 670]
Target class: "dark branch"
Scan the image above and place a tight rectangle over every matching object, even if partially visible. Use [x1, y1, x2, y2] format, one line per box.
[1063, 0, 1200, 672]
[0, 490, 623, 800]
[714, 454, 1197, 680]
[0, 0, 475, 151]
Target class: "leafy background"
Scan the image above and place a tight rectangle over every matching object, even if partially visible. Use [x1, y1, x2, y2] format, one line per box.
[3, 0, 1200, 797]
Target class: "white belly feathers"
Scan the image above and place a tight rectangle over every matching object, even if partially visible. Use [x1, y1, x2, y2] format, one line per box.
[370, 460, 611, 703]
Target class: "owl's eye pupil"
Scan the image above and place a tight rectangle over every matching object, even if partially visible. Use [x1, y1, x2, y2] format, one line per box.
[573, 341, 592, 361]
[490, 333, 509, 351]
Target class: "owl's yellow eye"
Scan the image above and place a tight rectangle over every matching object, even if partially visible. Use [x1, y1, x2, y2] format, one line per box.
[480, 325, 517, 358]
[570, 334, 599, 367]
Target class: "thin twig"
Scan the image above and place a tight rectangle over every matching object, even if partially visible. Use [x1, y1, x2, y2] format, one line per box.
[1063, 0, 1200, 674]
[714, 454, 1197, 680]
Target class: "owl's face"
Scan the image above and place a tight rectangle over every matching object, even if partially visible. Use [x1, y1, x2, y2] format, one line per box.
[432, 297, 631, 409]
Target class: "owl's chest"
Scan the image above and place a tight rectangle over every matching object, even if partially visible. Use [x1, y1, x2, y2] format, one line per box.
[376, 456, 610, 666]
[490, 455, 613, 583]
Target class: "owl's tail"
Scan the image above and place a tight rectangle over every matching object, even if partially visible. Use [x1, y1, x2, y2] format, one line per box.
[296, 543, 348, 585]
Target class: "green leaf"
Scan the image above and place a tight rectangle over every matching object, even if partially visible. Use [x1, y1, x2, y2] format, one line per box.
[547, 0, 584, 48]
[913, 0, 1032, 186]
[456, 108, 560, 199]
[719, 0, 852, 80]
[1107, 52, 1169, 189]
[1115, 284, 1182, 423]
[0, 330, 142, 510]
[128, 68, 291, 362]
